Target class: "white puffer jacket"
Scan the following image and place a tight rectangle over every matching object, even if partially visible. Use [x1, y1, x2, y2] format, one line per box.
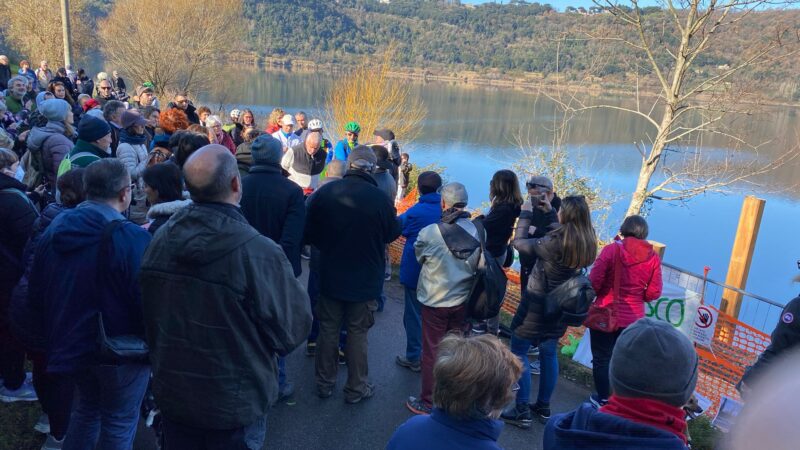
[117, 141, 149, 224]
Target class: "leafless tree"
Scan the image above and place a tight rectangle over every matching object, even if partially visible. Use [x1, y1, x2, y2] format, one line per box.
[98, 0, 243, 97]
[548, 0, 800, 217]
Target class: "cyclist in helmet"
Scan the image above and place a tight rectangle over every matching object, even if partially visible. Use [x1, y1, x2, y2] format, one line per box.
[300, 119, 333, 154]
[328, 121, 360, 164]
[224, 108, 245, 146]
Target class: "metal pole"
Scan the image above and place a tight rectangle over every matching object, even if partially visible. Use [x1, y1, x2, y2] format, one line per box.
[60, 0, 72, 68]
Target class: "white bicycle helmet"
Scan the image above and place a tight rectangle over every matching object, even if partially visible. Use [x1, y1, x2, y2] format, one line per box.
[230, 109, 241, 119]
[308, 119, 323, 131]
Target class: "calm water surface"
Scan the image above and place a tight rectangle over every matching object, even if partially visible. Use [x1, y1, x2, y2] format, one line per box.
[200, 71, 800, 312]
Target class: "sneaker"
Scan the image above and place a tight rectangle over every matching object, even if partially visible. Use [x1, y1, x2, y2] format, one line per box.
[471, 322, 488, 335]
[301, 246, 311, 260]
[530, 402, 551, 424]
[500, 403, 532, 429]
[384, 273, 392, 281]
[0, 379, 38, 403]
[317, 385, 334, 399]
[527, 346, 540, 357]
[395, 356, 421, 373]
[305, 341, 316, 357]
[41, 434, 64, 450]
[405, 396, 431, 415]
[345, 383, 375, 404]
[34, 414, 50, 434]
[277, 382, 295, 405]
[338, 349, 347, 365]
[529, 360, 541, 375]
[589, 394, 608, 408]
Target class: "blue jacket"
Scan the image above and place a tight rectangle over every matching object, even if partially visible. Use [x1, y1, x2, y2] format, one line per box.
[387, 408, 503, 450]
[327, 139, 353, 164]
[28, 201, 152, 373]
[544, 404, 689, 450]
[398, 192, 441, 289]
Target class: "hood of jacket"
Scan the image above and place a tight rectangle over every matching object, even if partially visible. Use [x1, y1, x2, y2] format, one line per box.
[51, 201, 125, 254]
[546, 404, 687, 450]
[27, 122, 68, 151]
[0, 172, 27, 191]
[620, 236, 656, 265]
[147, 199, 192, 220]
[160, 203, 260, 266]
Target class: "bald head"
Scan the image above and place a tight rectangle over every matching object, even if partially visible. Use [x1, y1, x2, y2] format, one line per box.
[305, 131, 322, 155]
[184, 144, 241, 205]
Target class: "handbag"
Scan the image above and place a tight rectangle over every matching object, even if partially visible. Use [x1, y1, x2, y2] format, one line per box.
[95, 220, 149, 364]
[584, 242, 623, 332]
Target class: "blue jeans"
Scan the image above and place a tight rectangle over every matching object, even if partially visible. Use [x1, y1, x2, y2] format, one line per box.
[278, 356, 287, 388]
[510, 336, 558, 406]
[63, 363, 150, 450]
[403, 286, 422, 362]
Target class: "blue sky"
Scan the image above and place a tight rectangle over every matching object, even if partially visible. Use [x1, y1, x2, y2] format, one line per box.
[461, 0, 659, 11]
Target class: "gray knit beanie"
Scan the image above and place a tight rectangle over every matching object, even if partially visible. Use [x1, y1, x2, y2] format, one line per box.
[40, 99, 71, 122]
[250, 134, 283, 165]
[610, 318, 699, 407]
[347, 145, 377, 173]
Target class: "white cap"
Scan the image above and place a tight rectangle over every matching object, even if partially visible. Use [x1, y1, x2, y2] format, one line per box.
[280, 114, 295, 126]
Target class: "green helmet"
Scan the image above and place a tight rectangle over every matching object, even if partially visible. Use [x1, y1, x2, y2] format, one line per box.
[344, 121, 361, 134]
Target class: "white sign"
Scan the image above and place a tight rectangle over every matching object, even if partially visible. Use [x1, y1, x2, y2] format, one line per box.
[645, 283, 702, 338]
[691, 305, 718, 348]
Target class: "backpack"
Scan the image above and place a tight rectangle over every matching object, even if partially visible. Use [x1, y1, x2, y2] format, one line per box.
[25, 134, 57, 187]
[544, 269, 596, 327]
[57, 151, 97, 178]
[438, 217, 508, 321]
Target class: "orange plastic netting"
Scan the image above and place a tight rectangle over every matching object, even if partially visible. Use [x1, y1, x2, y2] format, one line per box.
[389, 190, 770, 416]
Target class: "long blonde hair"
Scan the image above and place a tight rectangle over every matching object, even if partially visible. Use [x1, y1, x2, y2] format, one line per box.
[557, 195, 597, 269]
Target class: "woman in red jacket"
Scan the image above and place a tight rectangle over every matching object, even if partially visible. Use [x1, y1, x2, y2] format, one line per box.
[587, 215, 662, 406]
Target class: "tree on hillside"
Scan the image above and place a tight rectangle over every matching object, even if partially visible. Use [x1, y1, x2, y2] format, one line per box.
[0, 0, 94, 66]
[554, 0, 800, 217]
[324, 47, 427, 144]
[98, 0, 243, 96]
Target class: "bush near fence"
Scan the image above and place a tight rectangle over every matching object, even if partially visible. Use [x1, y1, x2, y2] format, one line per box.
[390, 189, 772, 417]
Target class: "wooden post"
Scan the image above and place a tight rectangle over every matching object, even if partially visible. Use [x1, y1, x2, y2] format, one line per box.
[720, 196, 765, 318]
[649, 241, 666, 259]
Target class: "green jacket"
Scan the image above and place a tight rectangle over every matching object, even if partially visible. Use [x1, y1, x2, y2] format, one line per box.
[69, 139, 109, 168]
[5, 96, 35, 114]
[139, 203, 311, 429]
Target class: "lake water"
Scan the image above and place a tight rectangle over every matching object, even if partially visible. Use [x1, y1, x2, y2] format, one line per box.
[198, 70, 800, 312]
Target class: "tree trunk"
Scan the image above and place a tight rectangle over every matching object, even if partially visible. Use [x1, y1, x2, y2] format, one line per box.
[624, 105, 675, 217]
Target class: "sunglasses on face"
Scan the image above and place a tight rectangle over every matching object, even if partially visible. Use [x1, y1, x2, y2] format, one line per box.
[526, 182, 552, 192]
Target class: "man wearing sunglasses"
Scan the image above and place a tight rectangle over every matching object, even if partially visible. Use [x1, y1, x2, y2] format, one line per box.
[93, 79, 117, 106]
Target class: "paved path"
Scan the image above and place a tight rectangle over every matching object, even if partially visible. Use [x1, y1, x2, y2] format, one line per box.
[136, 270, 589, 450]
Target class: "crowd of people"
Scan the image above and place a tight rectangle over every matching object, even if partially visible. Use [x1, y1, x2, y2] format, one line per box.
[0, 56, 779, 450]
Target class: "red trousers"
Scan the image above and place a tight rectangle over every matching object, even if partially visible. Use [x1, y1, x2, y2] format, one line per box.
[419, 303, 467, 407]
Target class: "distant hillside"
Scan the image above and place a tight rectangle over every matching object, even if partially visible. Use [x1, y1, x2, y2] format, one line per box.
[242, 0, 800, 101]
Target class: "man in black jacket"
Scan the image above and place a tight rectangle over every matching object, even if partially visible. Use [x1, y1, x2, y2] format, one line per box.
[140, 145, 311, 448]
[305, 145, 402, 403]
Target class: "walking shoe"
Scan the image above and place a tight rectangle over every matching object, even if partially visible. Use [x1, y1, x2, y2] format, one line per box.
[384, 273, 392, 281]
[41, 434, 64, 450]
[501, 403, 532, 429]
[305, 341, 316, 357]
[530, 402, 551, 424]
[0, 379, 38, 402]
[529, 359, 541, 375]
[405, 396, 431, 415]
[395, 356, 421, 373]
[301, 246, 311, 260]
[338, 349, 347, 365]
[34, 414, 50, 434]
[471, 322, 488, 335]
[527, 346, 540, 357]
[277, 382, 295, 405]
[317, 385, 334, 399]
[345, 383, 375, 404]
[589, 393, 608, 408]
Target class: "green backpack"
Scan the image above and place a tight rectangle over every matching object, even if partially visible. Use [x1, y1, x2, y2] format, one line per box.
[57, 151, 97, 178]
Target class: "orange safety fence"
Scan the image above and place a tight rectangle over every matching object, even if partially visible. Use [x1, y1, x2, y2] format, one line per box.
[389, 190, 771, 417]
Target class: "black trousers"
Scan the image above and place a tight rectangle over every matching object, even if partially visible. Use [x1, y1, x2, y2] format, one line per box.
[590, 327, 625, 400]
[162, 418, 249, 450]
[0, 291, 25, 390]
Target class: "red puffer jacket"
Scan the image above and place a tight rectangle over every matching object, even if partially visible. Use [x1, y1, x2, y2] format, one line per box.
[589, 237, 663, 328]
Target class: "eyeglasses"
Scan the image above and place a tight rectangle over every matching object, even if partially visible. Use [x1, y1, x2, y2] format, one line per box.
[526, 182, 552, 192]
[345, 132, 357, 137]
[99, 86, 112, 90]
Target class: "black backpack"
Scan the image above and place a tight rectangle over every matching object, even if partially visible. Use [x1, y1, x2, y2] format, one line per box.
[544, 269, 596, 326]
[439, 217, 508, 321]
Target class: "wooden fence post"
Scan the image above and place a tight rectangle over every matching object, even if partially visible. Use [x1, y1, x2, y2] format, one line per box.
[720, 196, 766, 319]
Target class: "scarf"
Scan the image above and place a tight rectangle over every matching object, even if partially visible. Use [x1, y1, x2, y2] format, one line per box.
[119, 128, 147, 145]
[600, 395, 688, 444]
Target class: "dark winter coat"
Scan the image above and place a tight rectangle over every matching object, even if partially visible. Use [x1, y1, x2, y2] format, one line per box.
[511, 210, 576, 341]
[482, 201, 521, 257]
[398, 192, 442, 289]
[304, 170, 402, 302]
[26, 122, 74, 184]
[139, 202, 311, 429]
[387, 408, 504, 450]
[0, 174, 38, 295]
[0, 63, 11, 90]
[742, 295, 800, 387]
[240, 164, 306, 277]
[544, 403, 688, 450]
[27, 201, 152, 373]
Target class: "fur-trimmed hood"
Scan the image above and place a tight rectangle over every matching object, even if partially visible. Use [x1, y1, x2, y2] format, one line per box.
[147, 199, 192, 220]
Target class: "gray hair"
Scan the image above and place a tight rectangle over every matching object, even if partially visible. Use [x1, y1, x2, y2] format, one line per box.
[325, 160, 346, 179]
[8, 75, 27, 88]
[83, 159, 130, 201]
[103, 100, 125, 122]
[0, 147, 18, 170]
[205, 115, 222, 127]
